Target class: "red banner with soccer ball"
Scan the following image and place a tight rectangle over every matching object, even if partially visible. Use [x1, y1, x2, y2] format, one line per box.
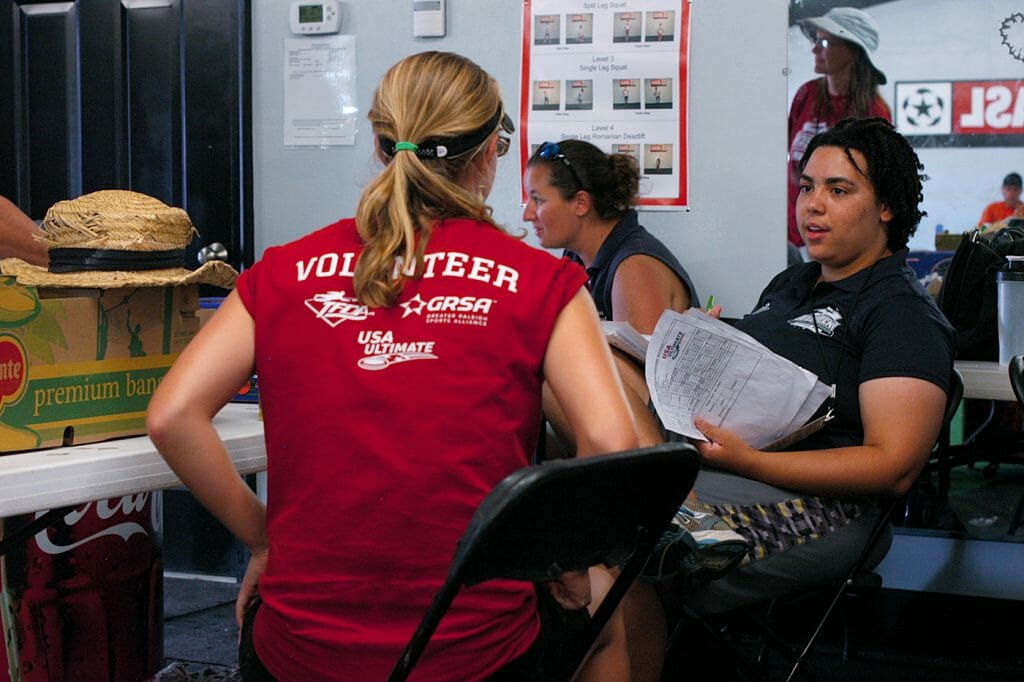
[896, 79, 1024, 146]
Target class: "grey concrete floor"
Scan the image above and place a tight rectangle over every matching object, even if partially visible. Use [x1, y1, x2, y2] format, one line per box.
[159, 576, 240, 681]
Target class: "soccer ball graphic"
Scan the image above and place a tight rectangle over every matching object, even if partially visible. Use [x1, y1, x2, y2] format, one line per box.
[901, 87, 945, 128]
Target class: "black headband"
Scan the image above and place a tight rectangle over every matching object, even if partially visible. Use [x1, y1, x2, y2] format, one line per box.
[379, 106, 506, 160]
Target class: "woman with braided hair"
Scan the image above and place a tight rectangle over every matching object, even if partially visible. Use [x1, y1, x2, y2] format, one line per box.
[148, 51, 643, 680]
[658, 117, 955, 615]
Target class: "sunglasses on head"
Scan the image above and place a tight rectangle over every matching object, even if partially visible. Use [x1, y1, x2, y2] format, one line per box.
[537, 141, 587, 191]
[497, 112, 515, 157]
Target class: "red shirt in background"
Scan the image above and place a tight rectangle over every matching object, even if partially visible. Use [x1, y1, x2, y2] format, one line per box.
[788, 79, 892, 247]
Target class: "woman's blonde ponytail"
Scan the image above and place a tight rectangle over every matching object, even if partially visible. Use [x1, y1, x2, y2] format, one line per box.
[354, 52, 504, 308]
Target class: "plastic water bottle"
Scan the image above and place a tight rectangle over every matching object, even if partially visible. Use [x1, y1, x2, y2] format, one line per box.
[997, 255, 1024, 364]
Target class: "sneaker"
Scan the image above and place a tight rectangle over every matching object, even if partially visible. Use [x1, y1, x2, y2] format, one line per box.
[674, 503, 750, 580]
[644, 501, 751, 582]
[644, 522, 698, 579]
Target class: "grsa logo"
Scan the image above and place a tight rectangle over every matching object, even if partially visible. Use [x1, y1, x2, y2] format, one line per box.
[400, 294, 495, 318]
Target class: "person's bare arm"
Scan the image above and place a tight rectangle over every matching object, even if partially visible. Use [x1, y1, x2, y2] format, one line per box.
[145, 292, 267, 622]
[695, 376, 947, 497]
[0, 196, 47, 266]
[610, 255, 689, 335]
[543, 289, 639, 457]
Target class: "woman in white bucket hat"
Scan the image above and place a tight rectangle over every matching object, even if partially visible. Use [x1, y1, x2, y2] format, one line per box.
[787, 6, 891, 251]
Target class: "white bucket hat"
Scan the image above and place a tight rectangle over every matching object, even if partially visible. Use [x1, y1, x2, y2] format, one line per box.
[799, 7, 886, 85]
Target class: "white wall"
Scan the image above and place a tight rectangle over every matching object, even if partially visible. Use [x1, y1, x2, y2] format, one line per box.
[251, 0, 789, 318]
[788, 0, 1024, 251]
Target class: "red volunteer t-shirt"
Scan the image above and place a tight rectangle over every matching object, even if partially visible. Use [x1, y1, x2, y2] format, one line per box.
[236, 217, 588, 681]
[788, 79, 892, 246]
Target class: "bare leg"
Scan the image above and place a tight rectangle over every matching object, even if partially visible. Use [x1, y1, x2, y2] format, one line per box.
[572, 568, 666, 682]
[572, 567, 631, 682]
[612, 353, 699, 506]
[619, 579, 667, 681]
[543, 349, 662, 460]
[610, 352, 663, 448]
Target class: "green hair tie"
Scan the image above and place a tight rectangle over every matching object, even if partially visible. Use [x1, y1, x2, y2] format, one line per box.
[394, 141, 419, 152]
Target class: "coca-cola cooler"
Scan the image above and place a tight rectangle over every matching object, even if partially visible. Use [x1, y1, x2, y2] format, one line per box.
[1, 492, 163, 681]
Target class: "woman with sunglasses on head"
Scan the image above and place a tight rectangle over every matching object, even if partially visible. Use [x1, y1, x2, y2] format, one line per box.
[148, 51, 641, 681]
[788, 7, 890, 254]
[524, 139, 698, 458]
[524, 140, 698, 335]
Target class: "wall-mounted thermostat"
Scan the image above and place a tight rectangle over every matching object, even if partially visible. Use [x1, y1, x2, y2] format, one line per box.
[290, 0, 341, 35]
[413, 0, 445, 38]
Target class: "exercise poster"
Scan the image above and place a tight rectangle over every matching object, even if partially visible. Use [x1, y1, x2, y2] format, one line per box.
[520, 0, 690, 207]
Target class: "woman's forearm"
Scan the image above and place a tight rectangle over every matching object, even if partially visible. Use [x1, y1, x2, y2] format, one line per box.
[0, 196, 48, 266]
[149, 411, 268, 553]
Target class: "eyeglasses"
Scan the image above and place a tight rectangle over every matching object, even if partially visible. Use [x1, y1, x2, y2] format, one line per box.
[812, 37, 831, 49]
[537, 141, 587, 191]
[497, 112, 515, 157]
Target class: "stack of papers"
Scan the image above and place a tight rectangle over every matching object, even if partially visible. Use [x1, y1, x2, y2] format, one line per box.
[638, 310, 831, 450]
[601, 321, 650, 363]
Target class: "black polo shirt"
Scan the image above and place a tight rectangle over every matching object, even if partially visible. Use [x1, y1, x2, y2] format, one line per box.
[733, 250, 954, 451]
[566, 209, 699, 319]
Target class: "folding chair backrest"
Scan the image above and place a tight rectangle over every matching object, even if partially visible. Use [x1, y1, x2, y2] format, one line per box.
[946, 368, 965, 426]
[389, 441, 700, 682]
[1009, 355, 1024, 405]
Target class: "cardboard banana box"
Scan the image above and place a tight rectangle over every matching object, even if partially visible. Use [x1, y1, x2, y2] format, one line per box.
[0, 277, 198, 453]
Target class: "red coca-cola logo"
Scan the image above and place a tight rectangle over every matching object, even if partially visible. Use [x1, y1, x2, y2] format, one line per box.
[0, 334, 28, 413]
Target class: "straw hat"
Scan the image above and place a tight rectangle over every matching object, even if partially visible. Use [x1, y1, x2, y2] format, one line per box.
[0, 190, 237, 289]
[799, 7, 887, 85]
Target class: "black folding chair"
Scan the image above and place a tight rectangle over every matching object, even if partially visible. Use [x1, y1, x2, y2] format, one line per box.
[671, 371, 966, 682]
[781, 369, 965, 681]
[387, 441, 700, 682]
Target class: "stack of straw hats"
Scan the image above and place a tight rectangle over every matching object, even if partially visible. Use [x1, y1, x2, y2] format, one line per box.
[1, 189, 237, 289]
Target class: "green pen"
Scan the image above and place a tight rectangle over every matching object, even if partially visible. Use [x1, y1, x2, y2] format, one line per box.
[705, 295, 715, 312]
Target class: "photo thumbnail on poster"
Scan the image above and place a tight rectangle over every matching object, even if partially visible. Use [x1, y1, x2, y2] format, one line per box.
[532, 80, 561, 110]
[567, 13, 593, 44]
[644, 143, 673, 175]
[613, 78, 641, 109]
[645, 10, 675, 42]
[613, 143, 642, 168]
[534, 14, 561, 44]
[613, 12, 641, 43]
[567, 79, 593, 110]
[645, 78, 673, 109]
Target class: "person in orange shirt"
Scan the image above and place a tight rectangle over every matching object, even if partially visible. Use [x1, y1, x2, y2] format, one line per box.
[978, 172, 1022, 227]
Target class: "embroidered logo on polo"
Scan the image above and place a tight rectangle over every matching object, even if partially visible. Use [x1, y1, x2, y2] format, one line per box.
[789, 307, 842, 337]
[357, 330, 437, 371]
[399, 293, 495, 327]
[305, 291, 374, 327]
